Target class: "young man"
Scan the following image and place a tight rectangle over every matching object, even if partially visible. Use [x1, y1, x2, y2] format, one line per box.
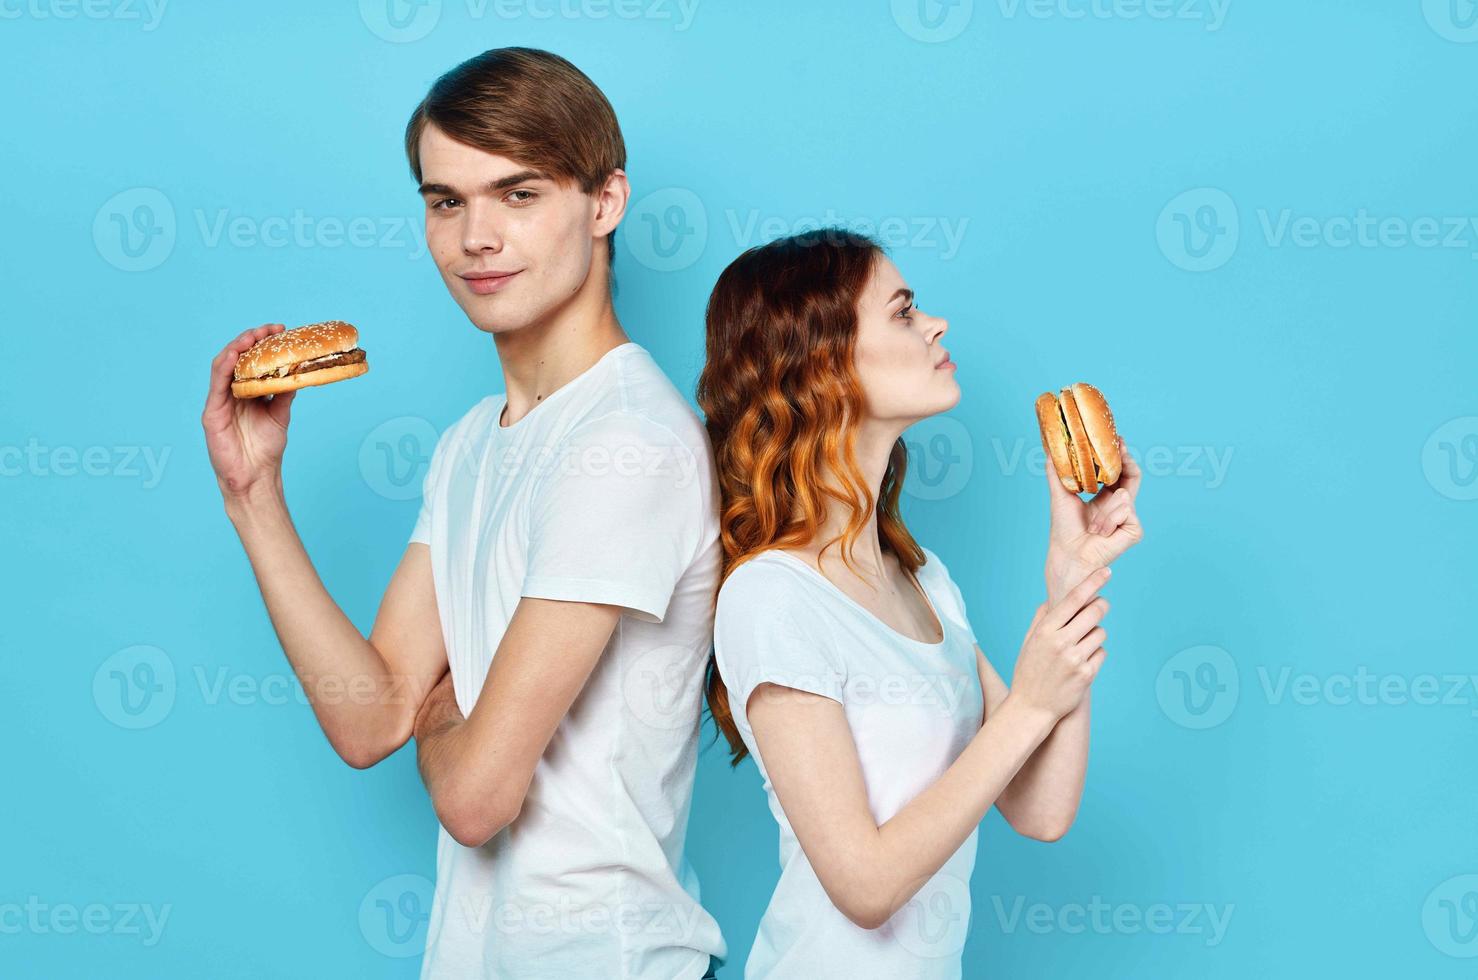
[201, 48, 725, 979]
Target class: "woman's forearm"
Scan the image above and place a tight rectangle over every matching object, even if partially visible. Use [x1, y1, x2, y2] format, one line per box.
[996, 692, 1090, 840]
[861, 694, 1060, 926]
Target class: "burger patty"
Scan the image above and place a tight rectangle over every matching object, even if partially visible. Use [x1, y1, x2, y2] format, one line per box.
[253, 347, 367, 380]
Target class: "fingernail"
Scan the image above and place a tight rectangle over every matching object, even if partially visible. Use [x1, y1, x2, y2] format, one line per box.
[1100, 567, 1112, 578]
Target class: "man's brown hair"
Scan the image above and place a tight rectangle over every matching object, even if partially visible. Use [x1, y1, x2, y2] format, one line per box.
[404, 47, 627, 271]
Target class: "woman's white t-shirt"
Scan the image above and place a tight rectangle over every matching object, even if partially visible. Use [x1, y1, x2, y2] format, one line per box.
[409, 342, 725, 979]
[712, 546, 984, 979]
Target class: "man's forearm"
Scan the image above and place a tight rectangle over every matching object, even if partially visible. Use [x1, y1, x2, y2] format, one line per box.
[226, 482, 420, 766]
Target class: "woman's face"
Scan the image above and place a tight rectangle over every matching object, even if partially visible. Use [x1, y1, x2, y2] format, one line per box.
[852, 255, 960, 425]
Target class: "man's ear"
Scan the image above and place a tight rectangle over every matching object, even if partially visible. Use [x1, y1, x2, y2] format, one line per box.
[592, 168, 630, 238]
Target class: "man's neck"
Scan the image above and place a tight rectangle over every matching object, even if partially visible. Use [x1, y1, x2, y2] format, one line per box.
[492, 291, 629, 428]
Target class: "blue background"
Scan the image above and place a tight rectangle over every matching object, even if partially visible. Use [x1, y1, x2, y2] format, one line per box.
[4, 0, 1476, 976]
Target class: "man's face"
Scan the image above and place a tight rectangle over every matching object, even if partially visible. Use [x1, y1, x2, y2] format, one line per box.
[417, 124, 614, 335]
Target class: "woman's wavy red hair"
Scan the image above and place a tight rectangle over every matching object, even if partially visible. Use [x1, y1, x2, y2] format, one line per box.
[698, 229, 925, 765]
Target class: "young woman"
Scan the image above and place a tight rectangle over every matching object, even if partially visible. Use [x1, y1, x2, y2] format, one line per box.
[699, 229, 1144, 978]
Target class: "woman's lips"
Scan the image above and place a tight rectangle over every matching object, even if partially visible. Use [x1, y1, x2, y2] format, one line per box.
[935, 354, 955, 371]
[463, 270, 521, 295]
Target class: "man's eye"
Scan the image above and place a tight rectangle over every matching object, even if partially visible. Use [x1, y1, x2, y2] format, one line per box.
[507, 190, 536, 204]
[431, 198, 460, 211]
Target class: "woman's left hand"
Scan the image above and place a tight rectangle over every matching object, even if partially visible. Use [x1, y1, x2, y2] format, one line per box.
[1044, 435, 1143, 601]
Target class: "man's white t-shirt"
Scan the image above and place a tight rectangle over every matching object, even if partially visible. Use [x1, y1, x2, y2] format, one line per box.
[712, 546, 985, 979]
[409, 341, 726, 980]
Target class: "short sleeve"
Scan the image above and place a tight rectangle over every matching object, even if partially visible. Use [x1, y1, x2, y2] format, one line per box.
[408, 423, 451, 547]
[713, 559, 846, 727]
[521, 412, 707, 623]
[918, 546, 977, 644]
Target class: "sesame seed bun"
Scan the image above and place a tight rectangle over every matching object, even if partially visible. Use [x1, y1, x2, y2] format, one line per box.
[1069, 382, 1122, 485]
[1057, 386, 1096, 490]
[230, 320, 368, 399]
[1035, 392, 1080, 493]
[1035, 383, 1121, 495]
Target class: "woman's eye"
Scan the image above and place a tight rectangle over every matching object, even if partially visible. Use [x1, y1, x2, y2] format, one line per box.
[896, 304, 914, 319]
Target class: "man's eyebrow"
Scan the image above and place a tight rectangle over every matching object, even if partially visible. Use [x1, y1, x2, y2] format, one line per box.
[417, 169, 551, 197]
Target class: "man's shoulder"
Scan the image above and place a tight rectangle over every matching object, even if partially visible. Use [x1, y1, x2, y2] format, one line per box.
[564, 345, 710, 457]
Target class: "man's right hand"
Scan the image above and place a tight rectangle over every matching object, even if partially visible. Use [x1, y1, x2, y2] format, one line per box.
[203, 323, 296, 502]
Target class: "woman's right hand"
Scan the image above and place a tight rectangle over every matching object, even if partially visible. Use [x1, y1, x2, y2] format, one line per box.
[1009, 566, 1112, 721]
[201, 323, 297, 503]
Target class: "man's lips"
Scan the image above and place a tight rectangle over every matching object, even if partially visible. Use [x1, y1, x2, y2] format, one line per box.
[461, 269, 521, 295]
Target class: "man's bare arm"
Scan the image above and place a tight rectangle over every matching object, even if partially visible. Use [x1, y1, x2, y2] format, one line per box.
[204, 324, 448, 768]
[411, 597, 621, 847]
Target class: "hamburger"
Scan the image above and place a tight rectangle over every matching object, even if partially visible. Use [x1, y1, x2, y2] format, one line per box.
[231, 320, 368, 398]
[1035, 383, 1122, 494]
